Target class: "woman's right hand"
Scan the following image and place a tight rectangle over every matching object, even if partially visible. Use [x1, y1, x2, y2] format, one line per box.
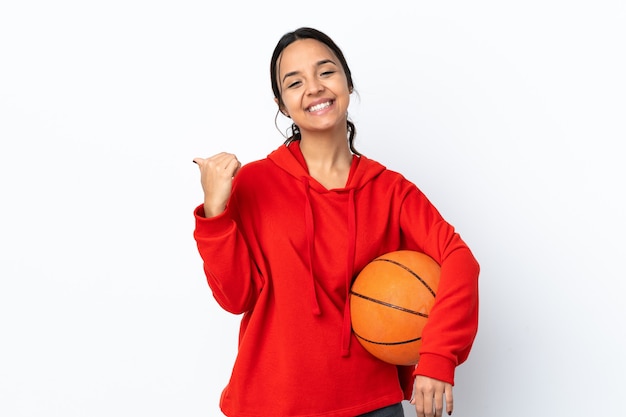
[193, 152, 241, 217]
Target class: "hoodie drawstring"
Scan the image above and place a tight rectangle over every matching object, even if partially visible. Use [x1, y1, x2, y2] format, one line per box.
[303, 179, 357, 356]
[341, 188, 357, 357]
[303, 179, 321, 316]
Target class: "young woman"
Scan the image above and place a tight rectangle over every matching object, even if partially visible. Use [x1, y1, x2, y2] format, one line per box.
[193, 27, 479, 417]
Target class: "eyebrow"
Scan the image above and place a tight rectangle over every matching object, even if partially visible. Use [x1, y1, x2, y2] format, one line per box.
[282, 59, 338, 83]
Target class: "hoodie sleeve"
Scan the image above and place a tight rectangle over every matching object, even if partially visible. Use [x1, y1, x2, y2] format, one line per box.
[193, 198, 264, 315]
[399, 185, 480, 385]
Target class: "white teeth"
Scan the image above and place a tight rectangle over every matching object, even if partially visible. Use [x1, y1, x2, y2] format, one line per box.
[308, 101, 331, 112]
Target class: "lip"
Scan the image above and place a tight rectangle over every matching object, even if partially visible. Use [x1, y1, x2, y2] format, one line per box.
[306, 99, 334, 112]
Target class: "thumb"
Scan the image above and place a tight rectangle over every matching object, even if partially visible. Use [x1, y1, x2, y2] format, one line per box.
[192, 157, 205, 165]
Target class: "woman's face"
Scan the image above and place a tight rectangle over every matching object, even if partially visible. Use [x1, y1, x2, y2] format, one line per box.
[276, 38, 351, 136]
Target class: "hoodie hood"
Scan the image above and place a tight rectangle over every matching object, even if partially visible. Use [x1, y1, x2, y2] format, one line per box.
[268, 141, 386, 356]
[267, 141, 386, 192]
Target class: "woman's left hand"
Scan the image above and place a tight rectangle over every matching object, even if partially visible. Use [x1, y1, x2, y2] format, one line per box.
[410, 375, 453, 417]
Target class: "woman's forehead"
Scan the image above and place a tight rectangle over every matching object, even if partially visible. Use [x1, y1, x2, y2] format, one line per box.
[278, 39, 338, 73]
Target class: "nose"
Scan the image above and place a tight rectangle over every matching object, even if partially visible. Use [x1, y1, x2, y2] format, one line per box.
[306, 77, 324, 95]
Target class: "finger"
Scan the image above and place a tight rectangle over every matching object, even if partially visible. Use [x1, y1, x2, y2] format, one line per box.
[209, 154, 240, 176]
[413, 392, 425, 417]
[434, 391, 444, 417]
[225, 157, 242, 178]
[207, 153, 237, 172]
[209, 152, 234, 165]
[445, 385, 454, 416]
[194, 152, 230, 166]
[424, 393, 434, 417]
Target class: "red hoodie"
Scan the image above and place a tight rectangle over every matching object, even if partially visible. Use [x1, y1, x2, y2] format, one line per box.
[193, 141, 479, 417]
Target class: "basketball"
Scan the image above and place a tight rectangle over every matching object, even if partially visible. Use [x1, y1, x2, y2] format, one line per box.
[350, 250, 441, 366]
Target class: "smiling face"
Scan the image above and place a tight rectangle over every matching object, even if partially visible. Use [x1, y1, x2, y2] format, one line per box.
[275, 38, 352, 137]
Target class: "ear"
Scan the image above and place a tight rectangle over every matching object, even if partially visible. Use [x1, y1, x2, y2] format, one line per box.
[275, 98, 290, 118]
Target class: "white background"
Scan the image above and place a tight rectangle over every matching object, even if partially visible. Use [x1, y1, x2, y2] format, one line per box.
[1, 1, 625, 416]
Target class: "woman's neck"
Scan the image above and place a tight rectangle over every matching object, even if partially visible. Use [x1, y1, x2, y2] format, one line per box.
[299, 131, 353, 189]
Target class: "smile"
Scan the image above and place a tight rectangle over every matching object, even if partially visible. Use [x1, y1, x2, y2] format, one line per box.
[307, 100, 333, 112]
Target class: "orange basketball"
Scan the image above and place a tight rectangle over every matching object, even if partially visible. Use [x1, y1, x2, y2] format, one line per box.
[350, 250, 440, 365]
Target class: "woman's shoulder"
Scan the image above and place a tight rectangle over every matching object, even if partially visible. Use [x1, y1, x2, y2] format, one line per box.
[360, 155, 427, 199]
[360, 154, 410, 182]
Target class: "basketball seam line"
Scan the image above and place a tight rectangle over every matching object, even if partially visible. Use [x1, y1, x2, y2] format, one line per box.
[350, 290, 430, 318]
[352, 329, 422, 345]
[373, 258, 437, 297]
